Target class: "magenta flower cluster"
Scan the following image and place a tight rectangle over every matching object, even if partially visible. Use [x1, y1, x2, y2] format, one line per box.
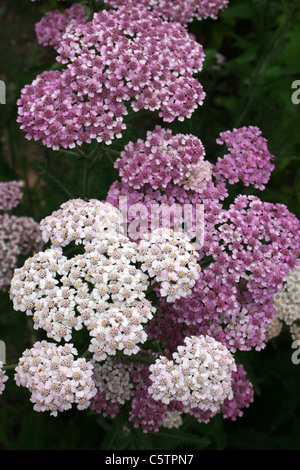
[114, 125, 211, 193]
[146, 195, 300, 353]
[35, 4, 88, 49]
[214, 126, 275, 190]
[103, 0, 229, 24]
[17, 6, 205, 150]
[107, 127, 300, 354]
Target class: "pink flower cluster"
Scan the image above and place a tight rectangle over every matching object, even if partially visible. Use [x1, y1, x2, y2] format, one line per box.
[0, 181, 23, 211]
[17, 6, 205, 150]
[114, 126, 212, 193]
[0, 181, 43, 291]
[103, 0, 229, 24]
[0, 362, 8, 395]
[108, 125, 300, 353]
[107, 127, 227, 249]
[14, 341, 97, 416]
[214, 126, 275, 190]
[147, 195, 300, 353]
[35, 4, 88, 49]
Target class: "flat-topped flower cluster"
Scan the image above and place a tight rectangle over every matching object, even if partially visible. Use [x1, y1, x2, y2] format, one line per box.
[14, 341, 97, 416]
[17, 6, 205, 150]
[10, 200, 200, 364]
[30, 0, 229, 25]
[0, 181, 43, 292]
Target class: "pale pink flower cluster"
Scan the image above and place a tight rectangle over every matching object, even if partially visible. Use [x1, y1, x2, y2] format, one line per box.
[90, 348, 254, 431]
[161, 410, 183, 429]
[14, 341, 97, 416]
[92, 358, 133, 405]
[136, 228, 201, 302]
[273, 264, 300, 341]
[148, 335, 236, 413]
[0, 181, 23, 210]
[40, 198, 123, 247]
[0, 362, 8, 395]
[0, 181, 43, 291]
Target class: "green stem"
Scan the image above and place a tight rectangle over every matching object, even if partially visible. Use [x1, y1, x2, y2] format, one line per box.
[35, 162, 75, 199]
[145, 280, 160, 296]
[3, 363, 17, 371]
[82, 156, 91, 200]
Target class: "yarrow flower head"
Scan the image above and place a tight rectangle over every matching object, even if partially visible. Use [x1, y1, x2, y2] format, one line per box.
[40, 198, 124, 247]
[114, 125, 212, 193]
[35, 4, 88, 49]
[214, 126, 275, 190]
[136, 227, 200, 302]
[187, 362, 254, 423]
[89, 347, 253, 431]
[273, 264, 300, 341]
[0, 181, 23, 211]
[14, 340, 97, 416]
[17, 6, 205, 150]
[0, 362, 8, 395]
[107, 127, 226, 249]
[10, 199, 200, 361]
[148, 335, 236, 413]
[0, 181, 43, 291]
[103, 0, 229, 24]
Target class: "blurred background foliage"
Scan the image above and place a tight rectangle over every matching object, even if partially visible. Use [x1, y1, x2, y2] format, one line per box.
[0, 0, 299, 450]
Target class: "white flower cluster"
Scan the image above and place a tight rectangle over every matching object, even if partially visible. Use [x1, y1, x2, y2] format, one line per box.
[148, 335, 236, 413]
[92, 358, 133, 405]
[137, 228, 201, 302]
[14, 341, 97, 416]
[40, 198, 124, 247]
[10, 234, 155, 360]
[10, 248, 80, 342]
[161, 410, 183, 429]
[10, 199, 201, 361]
[0, 361, 8, 394]
[273, 265, 300, 340]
